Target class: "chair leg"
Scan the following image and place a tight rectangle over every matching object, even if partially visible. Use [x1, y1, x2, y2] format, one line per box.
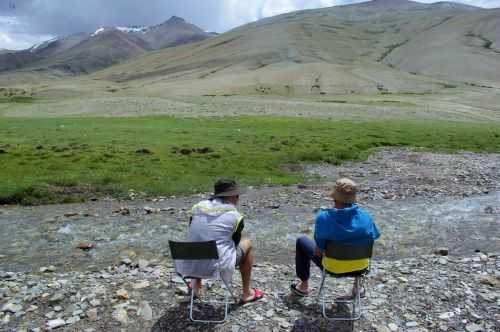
[188, 281, 231, 324]
[319, 275, 363, 321]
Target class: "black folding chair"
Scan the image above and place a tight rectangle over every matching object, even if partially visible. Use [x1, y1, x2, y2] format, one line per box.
[317, 240, 373, 321]
[168, 240, 237, 323]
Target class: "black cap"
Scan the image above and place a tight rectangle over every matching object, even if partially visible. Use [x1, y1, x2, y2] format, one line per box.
[212, 179, 243, 198]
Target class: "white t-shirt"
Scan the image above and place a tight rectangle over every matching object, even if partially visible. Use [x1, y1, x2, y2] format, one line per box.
[176, 199, 244, 282]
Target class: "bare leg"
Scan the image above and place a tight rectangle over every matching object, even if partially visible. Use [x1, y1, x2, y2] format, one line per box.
[238, 239, 255, 301]
[193, 278, 202, 291]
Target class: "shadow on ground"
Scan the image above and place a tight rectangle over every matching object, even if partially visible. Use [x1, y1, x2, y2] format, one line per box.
[286, 295, 356, 332]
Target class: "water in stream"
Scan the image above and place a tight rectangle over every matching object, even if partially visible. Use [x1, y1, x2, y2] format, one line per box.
[0, 190, 498, 273]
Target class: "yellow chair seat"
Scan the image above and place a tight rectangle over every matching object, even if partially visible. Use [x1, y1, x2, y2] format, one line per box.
[322, 257, 369, 275]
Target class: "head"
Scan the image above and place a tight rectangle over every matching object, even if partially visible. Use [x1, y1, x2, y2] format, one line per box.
[212, 178, 242, 205]
[331, 178, 358, 209]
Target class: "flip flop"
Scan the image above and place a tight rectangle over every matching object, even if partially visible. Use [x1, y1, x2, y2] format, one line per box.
[290, 283, 309, 297]
[242, 288, 264, 304]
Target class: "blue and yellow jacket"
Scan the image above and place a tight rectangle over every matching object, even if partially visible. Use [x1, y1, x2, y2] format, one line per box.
[314, 205, 380, 274]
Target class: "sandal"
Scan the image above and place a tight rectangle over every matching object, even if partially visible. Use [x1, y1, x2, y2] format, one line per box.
[290, 283, 309, 297]
[242, 288, 265, 304]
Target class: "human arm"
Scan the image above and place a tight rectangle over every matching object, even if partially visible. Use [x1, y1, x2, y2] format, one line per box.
[232, 216, 245, 246]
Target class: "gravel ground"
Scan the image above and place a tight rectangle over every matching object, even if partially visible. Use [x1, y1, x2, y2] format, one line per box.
[0, 149, 499, 331]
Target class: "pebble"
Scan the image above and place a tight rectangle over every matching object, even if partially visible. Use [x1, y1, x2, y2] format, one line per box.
[86, 308, 98, 322]
[405, 322, 419, 328]
[388, 322, 398, 331]
[132, 280, 150, 289]
[47, 318, 66, 329]
[116, 289, 129, 300]
[465, 323, 484, 332]
[112, 309, 128, 326]
[137, 301, 153, 321]
[1, 302, 22, 313]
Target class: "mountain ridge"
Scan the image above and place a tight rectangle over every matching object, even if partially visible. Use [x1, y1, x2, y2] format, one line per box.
[0, 16, 212, 76]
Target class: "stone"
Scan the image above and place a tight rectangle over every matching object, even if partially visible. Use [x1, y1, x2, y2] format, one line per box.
[480, 276, 499, 287]
[112, 309, 128, 326]
[438, 258, 448, 265]
[137, 301, 153, 321]
[86, 308, 98, 322]
[388, 323, 398, 331]
[375, 326, 391, 332]
[405, 322, 419, 328]
[465, 323, 484, 332]
[66, 316, 80, 325]
[132, 280, 150, 290]
[1, 302, 22, 313]
[53, 306, 63, 312]
[138, 259, 150, 270]
[435, 248, 449, 256]
[77, 243, 95, 250]
[121, 258, 132, 265]
[89, 299, 101, 307]
[116, 289, 129, 300]
[47, 318, 66, 329]
[439, 312, 454, 320]
[49, 293, 64, 303]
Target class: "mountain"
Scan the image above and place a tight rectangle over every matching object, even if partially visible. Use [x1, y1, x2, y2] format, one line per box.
[0, 16, 211, 76]
[96, 0, 500, 97]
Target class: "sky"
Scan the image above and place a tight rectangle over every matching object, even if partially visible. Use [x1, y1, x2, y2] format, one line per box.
[0, 0, 499, 50]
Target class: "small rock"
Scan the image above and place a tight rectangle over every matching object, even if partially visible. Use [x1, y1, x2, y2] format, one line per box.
[137, 301, 153, 321]
[465, 323, 484, 332]
[47, 318, 66, 329]
[434, 248, 449, 256]
[53, 306, 63, 312]
[116, 289, 129, 300]
[86, 308, 98, 322]
[89, 299, 101, 307]
[133, 280, 150, 289]
[480, 276, 499, 287]
[66, 316, 80, 325]
[439, 312, 454, 320]
[405, 322, 418, 328]
[112, 309, 128, 326]
[49, 293, 64, 303]
[438, 258, 448, 265]
[121, 258, 132, 265]
[138, 259, 149, 270]
[40, 266, 57, 273]
[1, 303, 22, 313]
[77, 243, 95, 250]
[388, 323, 398, 331]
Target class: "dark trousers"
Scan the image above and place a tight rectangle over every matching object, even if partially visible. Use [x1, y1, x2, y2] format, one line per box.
[296, 235, 323, 281]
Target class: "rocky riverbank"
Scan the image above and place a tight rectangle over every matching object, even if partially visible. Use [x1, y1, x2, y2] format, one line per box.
[1, 253, 499, 331]
[1, 149, 499, 331]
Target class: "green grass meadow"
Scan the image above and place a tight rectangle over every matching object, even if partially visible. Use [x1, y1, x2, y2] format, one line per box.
[1, 116, 499, 205]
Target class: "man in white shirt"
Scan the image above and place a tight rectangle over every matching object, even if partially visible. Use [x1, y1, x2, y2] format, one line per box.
[184, 179, 264, 303]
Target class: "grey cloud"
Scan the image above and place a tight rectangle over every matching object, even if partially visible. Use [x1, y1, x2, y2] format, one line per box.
[1, 0, 225, 36]
[0, 0, 499, 50]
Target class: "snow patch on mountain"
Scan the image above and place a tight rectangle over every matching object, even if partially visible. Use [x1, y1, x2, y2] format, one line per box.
[29, 37, 59, 53]
[116, 26, 149, 34]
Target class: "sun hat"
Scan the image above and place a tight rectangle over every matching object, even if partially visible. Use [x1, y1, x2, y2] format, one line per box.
[331, 178, 358, 204]
[212, 179, 244, 198]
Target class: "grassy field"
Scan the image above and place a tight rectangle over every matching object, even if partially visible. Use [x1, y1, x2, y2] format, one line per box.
[1, 116, 499, 205]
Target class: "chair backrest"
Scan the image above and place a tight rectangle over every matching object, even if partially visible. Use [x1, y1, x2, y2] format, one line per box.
[169, 240, 219, 260]
[325, 240, 373, 261]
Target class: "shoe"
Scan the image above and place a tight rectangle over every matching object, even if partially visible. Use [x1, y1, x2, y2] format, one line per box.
[242, 288, 265, 304]
[290, 283, 309, 297]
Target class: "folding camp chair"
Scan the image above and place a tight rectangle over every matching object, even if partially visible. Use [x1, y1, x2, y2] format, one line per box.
[317, 240, 373, 321]
[169, 240, 237, 323]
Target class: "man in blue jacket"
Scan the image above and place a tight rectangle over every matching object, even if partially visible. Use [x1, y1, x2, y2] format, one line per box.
[291, 178, 380, 297]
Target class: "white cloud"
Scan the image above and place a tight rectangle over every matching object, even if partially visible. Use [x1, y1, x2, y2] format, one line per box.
[414, 0, 500, 7]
